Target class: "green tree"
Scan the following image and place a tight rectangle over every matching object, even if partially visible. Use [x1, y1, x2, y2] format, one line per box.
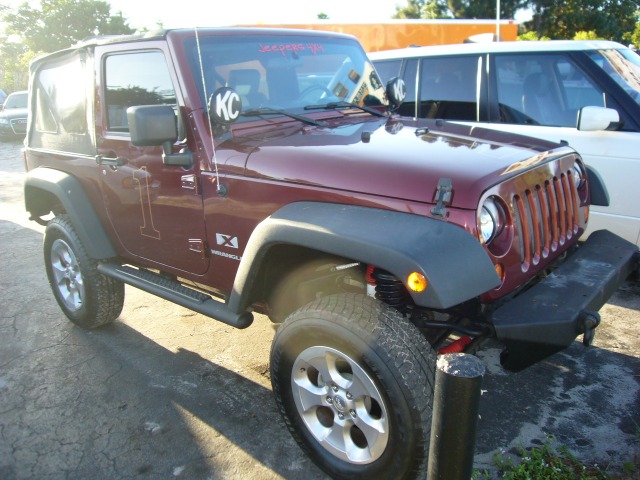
[517, 31, 551, 41]
[394, 0, 450, 19]
[526, 0, 637, 41]
[393, 0, 639, 42]
[394, 0, 528, 20]
[0, 39, 31, 91]
[394, 0, 427, 18]
[573, 30, 604, 40]
[629, 22, 640, 47]
[0, 0, 134, 90]
[2, 0, 135, 53]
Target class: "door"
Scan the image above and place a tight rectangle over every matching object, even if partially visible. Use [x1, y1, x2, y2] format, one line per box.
[96, 47, 209, 274]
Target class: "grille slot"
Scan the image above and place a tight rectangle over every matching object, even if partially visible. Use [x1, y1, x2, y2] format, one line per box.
[513, 169, 580, 271]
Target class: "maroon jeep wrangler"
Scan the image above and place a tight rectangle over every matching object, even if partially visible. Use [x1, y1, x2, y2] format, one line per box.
[24, 28, 638, 479]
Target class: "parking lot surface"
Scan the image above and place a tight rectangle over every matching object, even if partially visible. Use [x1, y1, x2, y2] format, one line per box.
[1, 139, 638, 479]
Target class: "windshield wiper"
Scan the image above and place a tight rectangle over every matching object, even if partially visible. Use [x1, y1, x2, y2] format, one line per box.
[304, 101, 387, 117]
[242, 107, 324, 127]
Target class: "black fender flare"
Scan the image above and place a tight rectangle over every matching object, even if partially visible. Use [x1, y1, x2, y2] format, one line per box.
[228, 202, 500, 313]
[24, 167, 117, 259]
[585, 165, 610, 207]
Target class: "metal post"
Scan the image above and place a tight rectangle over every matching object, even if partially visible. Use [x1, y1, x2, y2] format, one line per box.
[496, 0, 501, 41]
[427, 353, 485, 480]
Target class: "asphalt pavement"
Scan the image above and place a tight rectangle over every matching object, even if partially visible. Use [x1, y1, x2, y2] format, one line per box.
[1, 138, 639, 479]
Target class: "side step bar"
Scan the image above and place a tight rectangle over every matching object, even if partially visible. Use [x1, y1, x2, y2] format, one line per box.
[97, 263, 253, 329]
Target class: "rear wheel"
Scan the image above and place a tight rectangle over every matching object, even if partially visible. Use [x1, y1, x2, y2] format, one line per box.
[270, 293, 436, 479]
[44, 215, 124, 328]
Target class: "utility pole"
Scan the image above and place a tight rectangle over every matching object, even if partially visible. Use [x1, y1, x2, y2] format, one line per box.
[496, 0, 501, 41]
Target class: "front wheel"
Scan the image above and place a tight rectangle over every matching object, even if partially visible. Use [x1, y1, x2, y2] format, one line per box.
[44, 215, 124, 328]
[270, 294, 436, 480]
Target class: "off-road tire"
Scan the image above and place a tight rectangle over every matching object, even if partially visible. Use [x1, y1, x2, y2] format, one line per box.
[270, 293, 436, 480]
[44, 214, 124, 328]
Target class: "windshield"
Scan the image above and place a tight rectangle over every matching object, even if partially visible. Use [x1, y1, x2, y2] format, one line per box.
[186, 33, 387, 121]
[588, 48, 640, 106]
[4, 92, 27, 109]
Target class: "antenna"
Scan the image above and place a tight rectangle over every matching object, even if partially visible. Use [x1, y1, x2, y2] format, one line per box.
[195, 27, 223, 194]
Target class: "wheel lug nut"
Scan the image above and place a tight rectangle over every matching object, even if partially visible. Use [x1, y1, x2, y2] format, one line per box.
[326, 396, 333, 404]
[332, 384, 338, 392]
[337, 413, 344, 420]
[350, 409, 356, 417]
[346, 392, 352, 400]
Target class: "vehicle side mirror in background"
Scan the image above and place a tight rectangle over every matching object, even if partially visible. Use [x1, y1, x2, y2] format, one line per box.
[577, 106, 620, 131]
[386, 77, 406, 112]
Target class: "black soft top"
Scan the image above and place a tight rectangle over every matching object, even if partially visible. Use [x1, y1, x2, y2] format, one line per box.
[31, 27, 356, 68]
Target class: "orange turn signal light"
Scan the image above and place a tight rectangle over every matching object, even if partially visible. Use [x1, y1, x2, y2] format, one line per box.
[495, 263, 505, 283]
[407, 272, 428, 292]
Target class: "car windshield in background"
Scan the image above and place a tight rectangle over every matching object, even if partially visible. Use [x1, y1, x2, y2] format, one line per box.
[185, 34, 387, 121]
[4, 92, 27, 109]
[588, 49, 640, 105]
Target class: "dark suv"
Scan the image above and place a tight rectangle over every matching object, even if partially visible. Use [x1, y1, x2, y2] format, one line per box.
[0, 90, 28, 139]
[24, 28, 638, 480]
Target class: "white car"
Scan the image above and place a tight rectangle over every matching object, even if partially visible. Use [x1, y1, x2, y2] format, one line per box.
[370, 40, 640, 245]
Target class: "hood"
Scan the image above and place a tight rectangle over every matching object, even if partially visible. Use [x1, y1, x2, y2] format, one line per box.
[0, 107, 28, 120]
[233, 115, 570, 209]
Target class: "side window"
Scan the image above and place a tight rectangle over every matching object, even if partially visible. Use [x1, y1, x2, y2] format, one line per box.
[372, 58, 417, 116]
[35, 60, 86, 134]
[30, 53, 92, 154]
[104, 51, 177, 132]
[418, 55, 479, 120]
[495, 54, 605, 127]
[373, 59, 402, 84]
[400, 59, 418, 117]
[374, 58, 418, 117]
[556, 58, 606, 109]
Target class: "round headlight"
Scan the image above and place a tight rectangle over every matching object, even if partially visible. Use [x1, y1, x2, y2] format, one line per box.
[480, 198, 504, 244]
[572, 163, 585, 189]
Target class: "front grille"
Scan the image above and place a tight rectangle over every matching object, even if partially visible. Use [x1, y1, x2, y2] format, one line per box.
[513, 168, 580, 271]
[11, 118, 27, 134]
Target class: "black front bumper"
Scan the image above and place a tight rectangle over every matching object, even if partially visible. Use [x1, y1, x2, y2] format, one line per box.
[492, 230, 638, 372]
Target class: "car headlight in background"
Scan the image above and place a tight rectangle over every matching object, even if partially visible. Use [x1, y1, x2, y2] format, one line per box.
[480, 197, 505, 244]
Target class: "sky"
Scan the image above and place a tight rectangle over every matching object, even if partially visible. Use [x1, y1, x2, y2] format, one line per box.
[104, 0, 402, 31]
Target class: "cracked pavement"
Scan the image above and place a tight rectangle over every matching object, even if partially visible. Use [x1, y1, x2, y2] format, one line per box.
[1, 139, 639, 479]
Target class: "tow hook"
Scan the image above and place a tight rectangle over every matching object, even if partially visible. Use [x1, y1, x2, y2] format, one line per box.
[579, 311, 601, 347]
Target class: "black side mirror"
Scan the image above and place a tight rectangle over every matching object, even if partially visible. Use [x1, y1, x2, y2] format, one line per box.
[127, 105, 192, 167]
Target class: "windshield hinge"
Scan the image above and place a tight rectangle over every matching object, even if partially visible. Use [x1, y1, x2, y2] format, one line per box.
[188, 239, 206, 258]
[181, 174, 199, 194]
[431, 178, 453, 218]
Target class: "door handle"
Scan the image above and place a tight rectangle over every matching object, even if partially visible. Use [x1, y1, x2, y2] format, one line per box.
[96, 154, 127, 166]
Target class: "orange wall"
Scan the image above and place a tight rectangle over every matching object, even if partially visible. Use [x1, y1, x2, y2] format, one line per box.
[243, 21, 518, 52]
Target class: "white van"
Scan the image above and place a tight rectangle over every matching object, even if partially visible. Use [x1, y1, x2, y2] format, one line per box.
[371, 41, 640, 245]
